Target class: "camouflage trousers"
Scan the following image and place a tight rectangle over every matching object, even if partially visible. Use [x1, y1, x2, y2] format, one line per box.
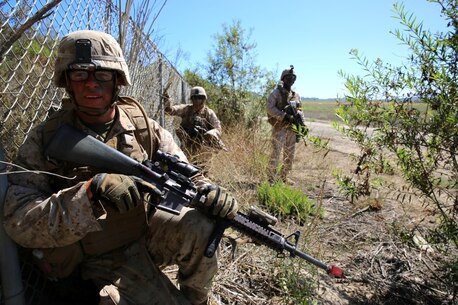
[268, 125, 296, 181]
[81, 207, 217, 305]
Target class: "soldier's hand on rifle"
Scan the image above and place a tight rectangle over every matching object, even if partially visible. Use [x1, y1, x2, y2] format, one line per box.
[196, 184, 239, 219]
[283, 114, 295, 123]
[195, 125, 207, 134]
[88, 174, 161, 213]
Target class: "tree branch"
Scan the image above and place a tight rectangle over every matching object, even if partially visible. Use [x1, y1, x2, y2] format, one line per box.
[0, 0, 63, 63]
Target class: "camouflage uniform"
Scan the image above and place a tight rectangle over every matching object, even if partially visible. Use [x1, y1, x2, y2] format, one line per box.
[266, 85, 303, 182]
[3, 30, 220, 305]
[3, 99, 216, 305]
[165, 86, 225, 157]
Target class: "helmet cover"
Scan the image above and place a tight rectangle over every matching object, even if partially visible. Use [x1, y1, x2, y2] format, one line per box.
[54, 30, 131, 87]
[190, 86, 207, 99]
[280, 65, 296, 81]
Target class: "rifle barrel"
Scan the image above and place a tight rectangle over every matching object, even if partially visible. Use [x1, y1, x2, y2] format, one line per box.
[228, 213, 344, 277]
[283, 243, 329, 271]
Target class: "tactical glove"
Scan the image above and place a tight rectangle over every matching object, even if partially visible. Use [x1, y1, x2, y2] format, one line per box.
[90, 174, 161, 213]
[197, 184, 239, 219]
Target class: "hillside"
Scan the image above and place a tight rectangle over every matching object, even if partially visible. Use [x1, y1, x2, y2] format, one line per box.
[302, 97, 338, 102]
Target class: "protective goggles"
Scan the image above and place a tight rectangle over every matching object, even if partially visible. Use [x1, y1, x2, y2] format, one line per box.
[67, 69, 115, 82]
[283, 74, 296, 81]
[191, 95, 206, 100]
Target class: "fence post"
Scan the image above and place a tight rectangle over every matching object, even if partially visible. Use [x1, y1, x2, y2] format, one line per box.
[158, 56, 165, 127]
[0, 144, 25, 305]
[181, 79, 187, 105]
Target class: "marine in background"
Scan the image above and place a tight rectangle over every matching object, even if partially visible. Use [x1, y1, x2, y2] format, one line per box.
[266, 65, 306, 185]
[165, 86, 227, 158]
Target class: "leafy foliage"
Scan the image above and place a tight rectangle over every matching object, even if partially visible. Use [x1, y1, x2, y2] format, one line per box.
[274, 259, 318, 305]
[257, 181, 322, 223]
[332, 168, 368, 203]
[336, 1, 457, 246]
[201, 20, 274, 126]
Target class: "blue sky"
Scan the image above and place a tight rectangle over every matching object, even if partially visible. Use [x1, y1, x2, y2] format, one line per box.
[154, 0, 448, 99]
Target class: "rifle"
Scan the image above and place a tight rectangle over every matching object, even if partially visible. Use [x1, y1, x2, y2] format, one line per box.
[44, 124, 343, 278]
[284, 102, 309, 144]
[182, 124, 227, 151]
[182, 125, 207, 138]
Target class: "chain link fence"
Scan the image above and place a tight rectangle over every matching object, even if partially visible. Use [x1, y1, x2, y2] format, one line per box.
[1, 1, 189, 304]
[0, 0, 189, 161]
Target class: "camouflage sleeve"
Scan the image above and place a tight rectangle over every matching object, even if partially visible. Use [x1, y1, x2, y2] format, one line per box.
[3, 127, 102, 248]
[165, 104, 188, 117]
[267, 89, 286, 121]
[295, 93, 306, 122]
[294, 92, 302, 109]
[148, 118, 188, 162]
[205, 108, 222, 136]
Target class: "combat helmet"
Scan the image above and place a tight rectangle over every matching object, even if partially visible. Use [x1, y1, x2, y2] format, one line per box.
[54, 30, 131, 88]
[190, 86, 207, 99]
[280, 65, 296, 81]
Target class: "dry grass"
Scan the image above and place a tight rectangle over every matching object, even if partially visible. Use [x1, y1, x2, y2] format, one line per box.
[186, 123, 345, 304]
[192, 123, 271, 207]
[190, 121, 457, 305]
[180, 123, 326, 304]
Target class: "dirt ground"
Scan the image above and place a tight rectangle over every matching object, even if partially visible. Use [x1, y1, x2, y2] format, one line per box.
[206, 120, 457, 305]
[294, 121, 453, 305]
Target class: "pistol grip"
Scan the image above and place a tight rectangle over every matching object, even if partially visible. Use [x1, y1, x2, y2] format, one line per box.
[204, 219, 230, 258]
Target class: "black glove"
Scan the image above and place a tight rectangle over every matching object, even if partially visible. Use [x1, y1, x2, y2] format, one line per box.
[196, 184, 239, 219]
[183, 126, 199, 137]
[91, 174, 161, 213]
[283, 114, 295, 123]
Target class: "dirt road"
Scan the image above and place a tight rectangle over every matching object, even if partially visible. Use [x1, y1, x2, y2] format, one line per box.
[307, 120, 359, 155]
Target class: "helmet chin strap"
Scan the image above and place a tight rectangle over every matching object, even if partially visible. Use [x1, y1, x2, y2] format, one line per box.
[74, 104, 114, 116]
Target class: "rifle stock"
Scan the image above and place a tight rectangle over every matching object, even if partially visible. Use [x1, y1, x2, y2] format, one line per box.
[44, 124, 196, 215]
[45, 124, 148, 177]
[44, 124, 343, 278]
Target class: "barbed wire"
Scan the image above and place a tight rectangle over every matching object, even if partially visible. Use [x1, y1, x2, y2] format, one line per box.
[0, 160, 77, 180]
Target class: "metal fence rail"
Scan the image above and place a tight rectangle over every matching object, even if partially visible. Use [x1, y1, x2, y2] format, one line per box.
[0, 1, 188, 304]
[0, 0, 188, 161]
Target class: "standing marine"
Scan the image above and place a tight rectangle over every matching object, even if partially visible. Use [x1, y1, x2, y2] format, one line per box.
[266, 65, 306, 185]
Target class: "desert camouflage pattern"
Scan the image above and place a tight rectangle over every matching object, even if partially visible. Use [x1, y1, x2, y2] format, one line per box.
[54, 30, 131, 87]
[280, 67, 296, 81]
[3, 98, 215, 305]
[190, 86, 207, 99]
[147, 208, 217, 305]
[266, 86, 302, 180]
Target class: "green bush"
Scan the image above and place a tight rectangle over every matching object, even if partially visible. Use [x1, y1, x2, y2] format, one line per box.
[337, 1, 458, 246]
[275, 259, 318, 305]
[257, 181, 322, 223]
